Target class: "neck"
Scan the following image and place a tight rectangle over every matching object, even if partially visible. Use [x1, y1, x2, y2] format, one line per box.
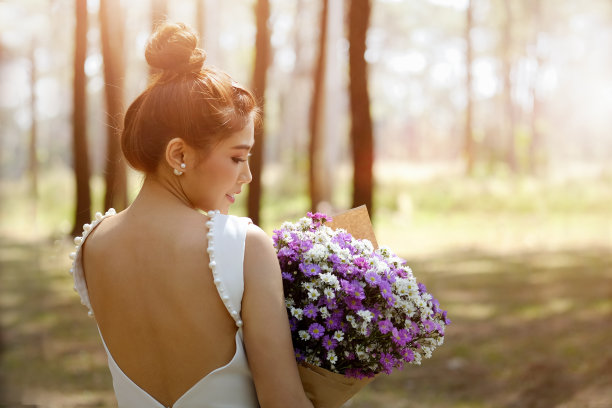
[130, 173, 194, 213]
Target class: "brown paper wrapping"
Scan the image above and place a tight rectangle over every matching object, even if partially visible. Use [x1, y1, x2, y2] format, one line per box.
[298, 363, 375, 408]
[297, 205, 378, 408]
[324, 205, 378, 250]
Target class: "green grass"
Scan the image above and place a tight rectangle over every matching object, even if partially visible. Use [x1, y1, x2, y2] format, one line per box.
[1, 165, 611, 406]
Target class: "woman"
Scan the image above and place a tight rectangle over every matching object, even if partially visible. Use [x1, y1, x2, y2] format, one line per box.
[69, 22, 313, 408]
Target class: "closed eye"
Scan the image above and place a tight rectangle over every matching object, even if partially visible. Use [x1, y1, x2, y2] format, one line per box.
[232, 153, 252, 164]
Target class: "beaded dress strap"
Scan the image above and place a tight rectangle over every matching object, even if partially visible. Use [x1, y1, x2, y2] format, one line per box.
[205, 210, 244, 329]
[69, 208, 117, 318]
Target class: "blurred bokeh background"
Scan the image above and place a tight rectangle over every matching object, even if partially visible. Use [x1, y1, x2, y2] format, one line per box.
[0, 0, 611, 407]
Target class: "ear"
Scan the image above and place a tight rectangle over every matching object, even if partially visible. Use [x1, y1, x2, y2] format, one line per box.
[165, 137, 187, 172]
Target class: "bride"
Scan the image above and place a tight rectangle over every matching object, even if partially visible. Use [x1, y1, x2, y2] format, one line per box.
[69, 22, 313, 408]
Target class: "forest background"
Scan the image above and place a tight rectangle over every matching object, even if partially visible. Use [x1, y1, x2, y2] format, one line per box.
[0, 0, 611, 407]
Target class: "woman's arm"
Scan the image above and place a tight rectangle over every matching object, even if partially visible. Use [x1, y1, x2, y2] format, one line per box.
[242, 224, 314, 408]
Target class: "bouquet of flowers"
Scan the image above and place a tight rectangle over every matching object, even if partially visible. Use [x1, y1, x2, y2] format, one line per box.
[272, 206, 450, 407]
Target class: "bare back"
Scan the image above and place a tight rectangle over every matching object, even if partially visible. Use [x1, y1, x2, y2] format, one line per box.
[82, 208, 237, 406]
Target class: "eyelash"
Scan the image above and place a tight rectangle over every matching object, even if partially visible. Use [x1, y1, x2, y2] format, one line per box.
[232, 153, 252, 164]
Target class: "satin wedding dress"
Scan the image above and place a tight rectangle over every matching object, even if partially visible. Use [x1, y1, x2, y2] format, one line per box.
[70, 209, 259, 407]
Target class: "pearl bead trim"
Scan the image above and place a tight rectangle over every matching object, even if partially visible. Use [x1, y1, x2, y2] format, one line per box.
[205, 210, 243, 329]
[69, 208, 117, 318]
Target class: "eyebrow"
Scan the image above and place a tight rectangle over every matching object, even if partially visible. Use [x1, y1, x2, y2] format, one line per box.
[231, 144, 253, 150]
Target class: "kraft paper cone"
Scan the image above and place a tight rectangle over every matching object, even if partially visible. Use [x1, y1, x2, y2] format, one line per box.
[297, 206, 378, 407]
[298, 363, 375, 408]
[324, 205, 378, 249]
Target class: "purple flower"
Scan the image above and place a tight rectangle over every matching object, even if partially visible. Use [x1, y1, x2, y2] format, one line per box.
[368, 306, 382, 322]
[442, 310, 451, 325]
[331, 232, 352, 248]
[378, 319, 393, 334]
[281, 272, 294, 282]
[345, 368, 375, 379]
[410, 321, 421, 336]
[344, 296, 363, 311]
[423, 320, 436, 333]
[295, 348, 306, 362]
[401, 348, 415, 363]
[307, 212, 331, 228]
[334, 263, 350, 277]
[391, 327, 411, 346]
[379, 352, 395, 374]
[289, 318, 298, 332]
[277, 246, 296, 259]
[300, 263, 321, 277]
[378, 281, 395, 306]
[322, 335, 338, 350]
[308, 323, 325, 339]
[418, 282, 427, 294]
[289, 232, 313, 253]
[324, 312, 342, 330]
[364, 271, 381, 286]
[304, 304, 318, 319]
[328, 253, 342, 265]
[340, 279, 365, 300]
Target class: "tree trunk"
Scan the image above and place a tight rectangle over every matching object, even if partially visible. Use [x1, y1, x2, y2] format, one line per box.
[309, 0, 329, 212]
[196, 0, 205, 45]
[202, 0, 220, 64]
[71, 0, 91, 236]
[247, 0, 270, 225]
[503, 0, 517, 172]
[528, 0, 543, 175]
[348, 0, 374, 213]
[29, 41, 38, 199]
[100, 0, 128, 211]
[465, 0, 475, 176]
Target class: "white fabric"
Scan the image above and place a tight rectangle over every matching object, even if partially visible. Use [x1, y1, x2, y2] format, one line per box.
[72, 211, 259, 408]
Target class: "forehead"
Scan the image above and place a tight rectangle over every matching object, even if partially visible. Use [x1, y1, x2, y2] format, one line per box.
[219, 121, 255, 149]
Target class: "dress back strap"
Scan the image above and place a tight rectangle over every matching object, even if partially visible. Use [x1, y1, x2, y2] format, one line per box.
[206, 212, 252, 329]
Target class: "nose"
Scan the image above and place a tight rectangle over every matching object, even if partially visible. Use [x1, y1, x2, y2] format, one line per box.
[239, 162, 252, 184]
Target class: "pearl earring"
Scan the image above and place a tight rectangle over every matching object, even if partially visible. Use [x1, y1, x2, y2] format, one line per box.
[174, 163, 186, 176]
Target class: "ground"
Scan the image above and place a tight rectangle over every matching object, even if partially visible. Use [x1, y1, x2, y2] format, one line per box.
[1, 171, 611, 407]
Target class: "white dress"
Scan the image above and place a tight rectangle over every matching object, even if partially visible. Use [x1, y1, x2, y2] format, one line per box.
[69, 209, 260, 408]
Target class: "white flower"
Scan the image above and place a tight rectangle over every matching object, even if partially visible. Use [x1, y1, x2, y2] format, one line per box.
[327, 350, 338, 364]
[357, 310, 373, 323]
[319, 272, 339, 288]
[305, 243, 327, 263]
[415, 298, 427, 309]
[323, 288, 335, 299]
[358, 325, 369, 335]
[319, 306, 330, 318]
[298, 330, 310, 341]
[320, 264, 333, 273]
[285, 298, 295, 308]
[302, 282, 314, 291]
[297, 217, 312, 230]
[291, 307, 304, 320]
[346, 315, 359, 328]
[333, 330, 344, 342]
[307, 288, 320, 301]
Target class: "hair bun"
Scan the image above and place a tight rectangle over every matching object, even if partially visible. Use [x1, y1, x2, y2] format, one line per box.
[145, 22, 206, 74]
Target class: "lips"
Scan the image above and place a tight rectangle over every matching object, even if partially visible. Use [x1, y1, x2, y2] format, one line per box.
[225, 194, 235, 203]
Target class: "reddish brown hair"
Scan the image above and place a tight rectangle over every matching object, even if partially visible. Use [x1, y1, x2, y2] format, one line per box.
[121, 22, 260, 173]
